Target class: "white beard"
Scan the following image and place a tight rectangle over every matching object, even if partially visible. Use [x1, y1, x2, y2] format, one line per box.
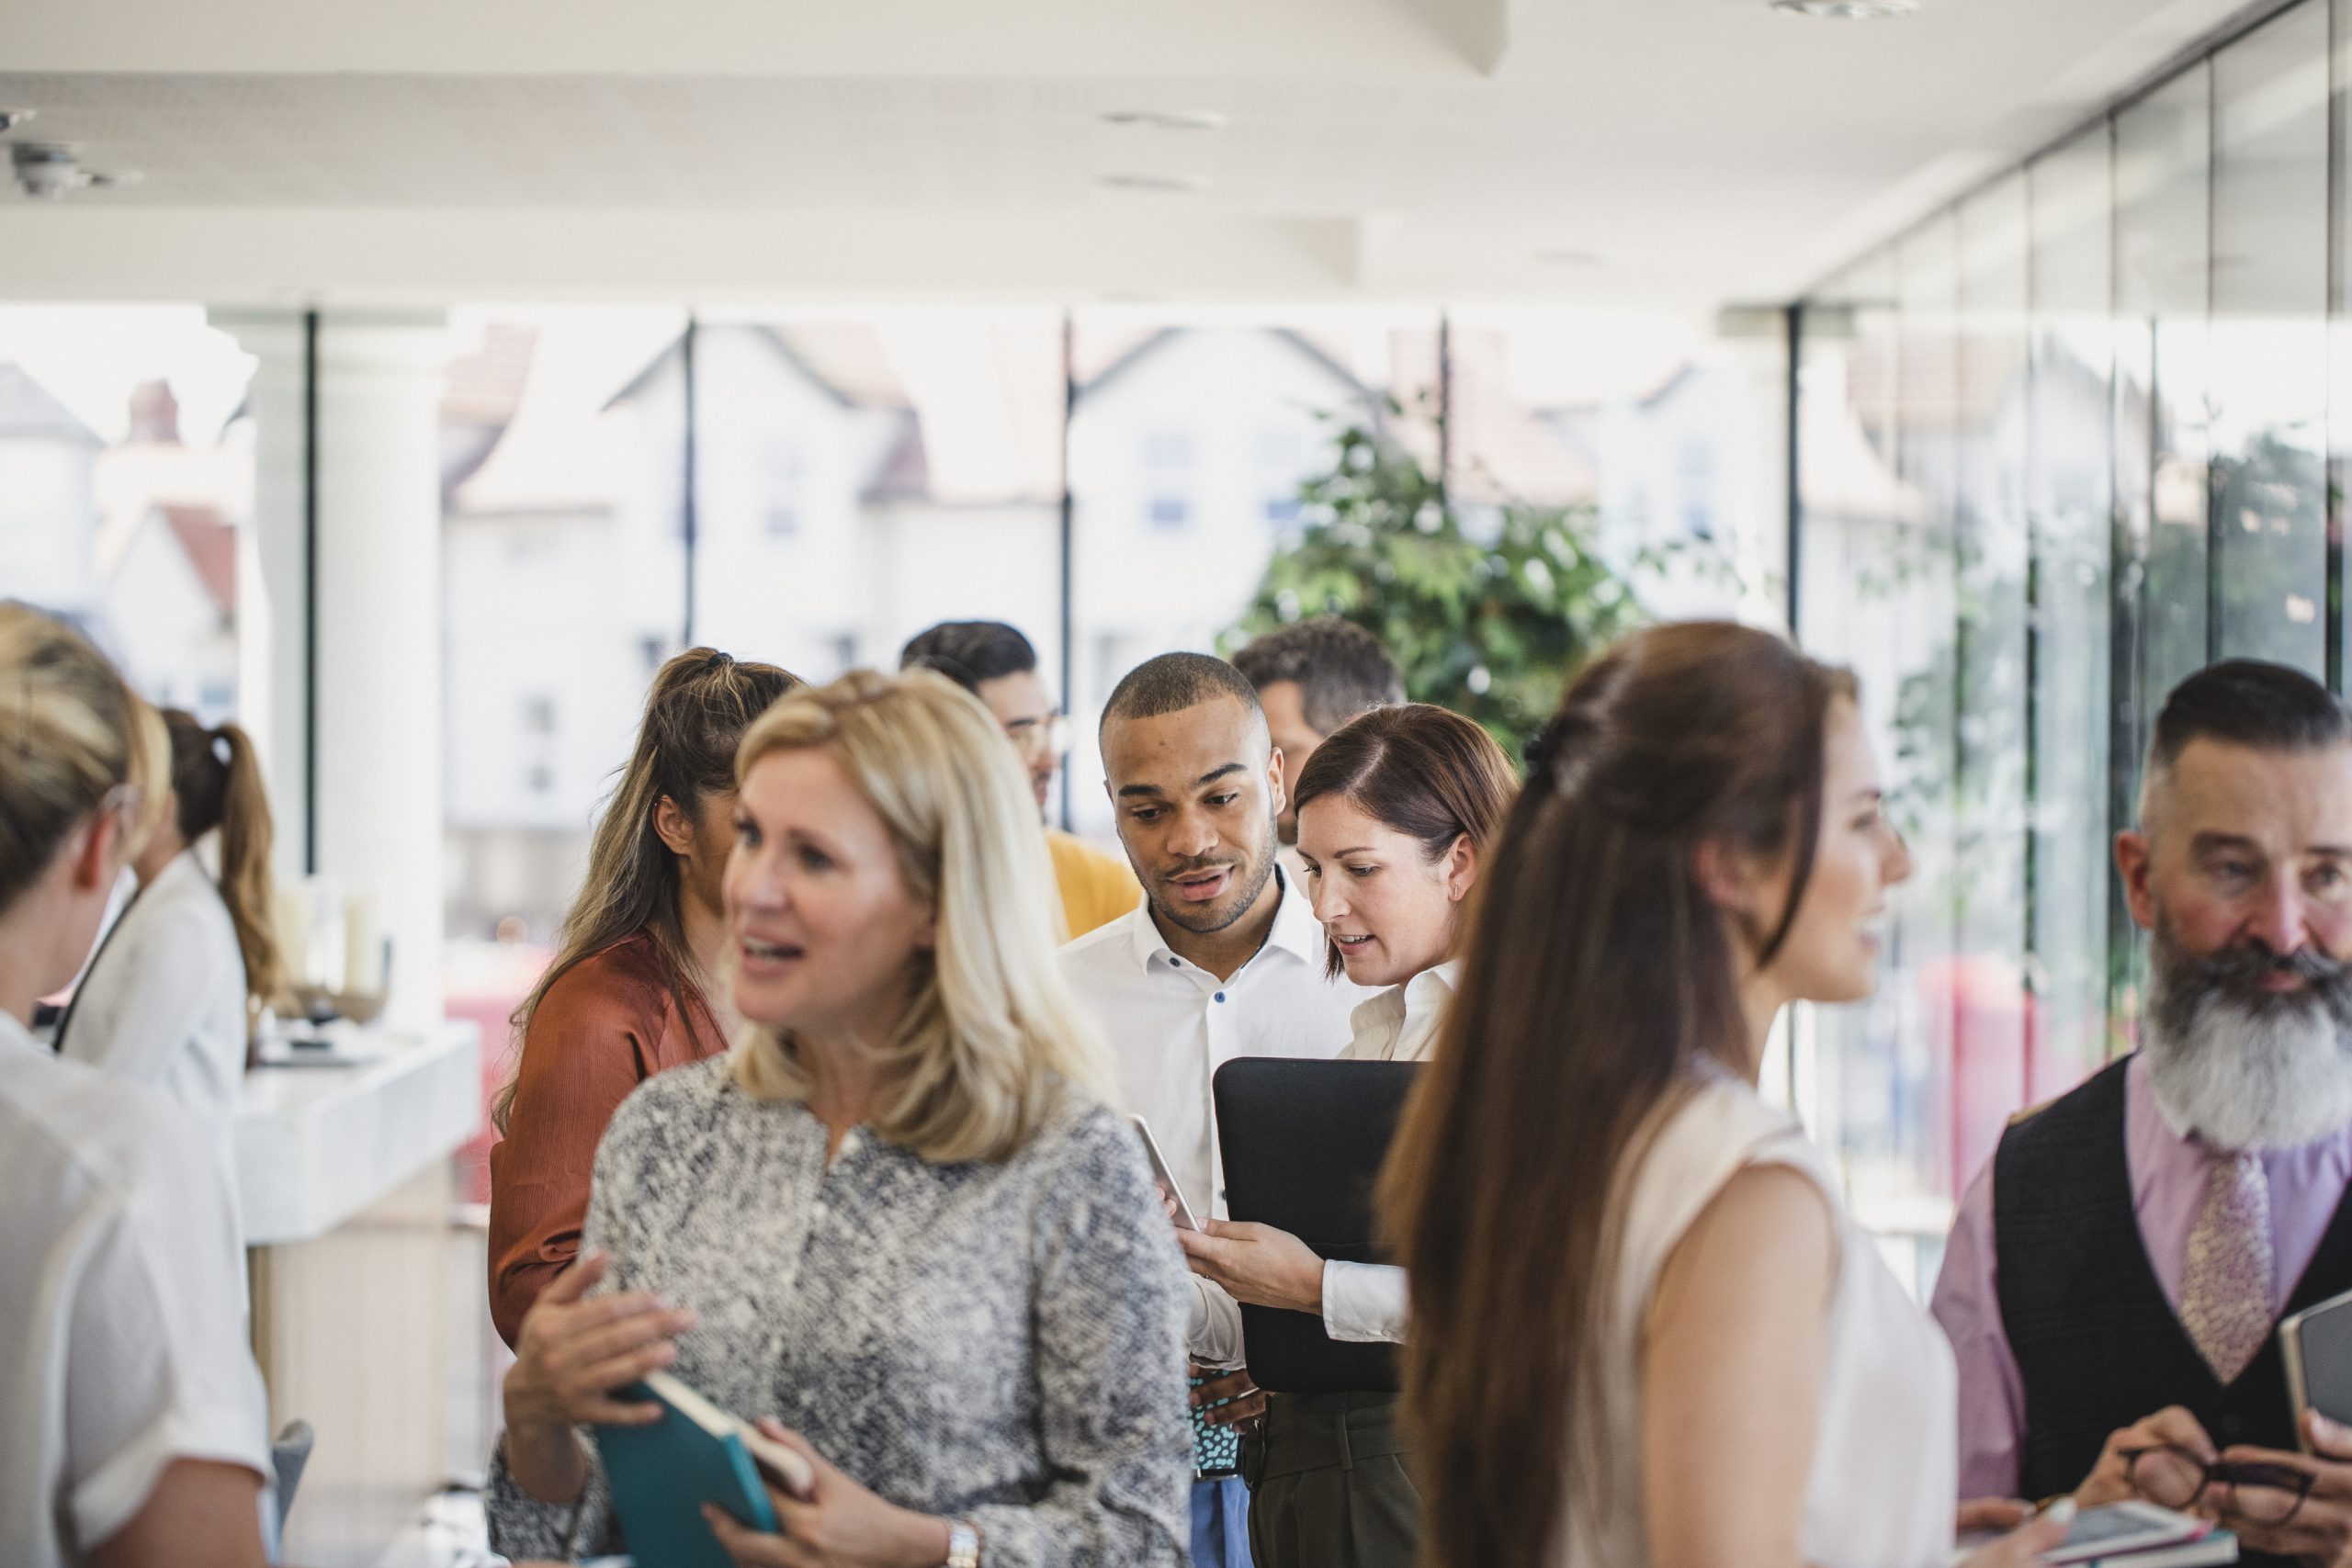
[2143, 930, 2352, 1152]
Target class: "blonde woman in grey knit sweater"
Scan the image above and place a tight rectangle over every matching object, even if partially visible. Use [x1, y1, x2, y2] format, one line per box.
[488, 670, 1192, 1568]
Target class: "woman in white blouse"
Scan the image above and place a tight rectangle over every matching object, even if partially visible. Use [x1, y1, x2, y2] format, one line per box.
[60, 707, 282, 1207]
[1379, 623, 2067, 1568]
[1176, 703, 1516, 1568]
[0, 605, 271, 1568]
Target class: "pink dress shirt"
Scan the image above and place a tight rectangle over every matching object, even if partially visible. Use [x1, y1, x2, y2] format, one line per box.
[1929, 1053, 2352, 1500]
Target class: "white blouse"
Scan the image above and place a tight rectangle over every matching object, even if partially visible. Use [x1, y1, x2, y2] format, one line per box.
[58, 851, 251, 1217]
[0, 1011, 271, 1566]
[1552, 1068, 1956, 1568]
[1186, 964, 1454, 1361]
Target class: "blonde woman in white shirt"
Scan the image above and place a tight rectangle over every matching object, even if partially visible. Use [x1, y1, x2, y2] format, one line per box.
[1176, 703, 1516, 1568]
[61, 707, 282, 1211]
[0, 604, 271, 1568]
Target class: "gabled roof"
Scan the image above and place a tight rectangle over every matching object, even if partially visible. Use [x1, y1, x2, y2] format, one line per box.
[0, 363, 104, 446]
[1076, 325, 1377, 411]
[155, 504, 237, 616]
[604, 322, 906, 414]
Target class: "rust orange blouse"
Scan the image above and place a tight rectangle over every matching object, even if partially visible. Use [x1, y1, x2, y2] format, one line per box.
[487, 931, 727, 1348]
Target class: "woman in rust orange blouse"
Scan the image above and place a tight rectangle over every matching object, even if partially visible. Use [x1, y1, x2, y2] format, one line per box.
[486, 648, 797, 1347]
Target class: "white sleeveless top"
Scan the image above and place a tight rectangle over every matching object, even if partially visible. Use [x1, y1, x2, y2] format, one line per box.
[1553, 1070, 1956, 1568]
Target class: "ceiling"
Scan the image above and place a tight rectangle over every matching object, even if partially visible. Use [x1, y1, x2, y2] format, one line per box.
[0, 0, 2267, 310]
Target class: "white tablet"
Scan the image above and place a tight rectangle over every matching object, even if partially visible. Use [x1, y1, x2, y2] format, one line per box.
[1129, 1115, 1203, 1231]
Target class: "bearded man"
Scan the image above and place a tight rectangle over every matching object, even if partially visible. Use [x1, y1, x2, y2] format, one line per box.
[1933, 659, 2352, 1568]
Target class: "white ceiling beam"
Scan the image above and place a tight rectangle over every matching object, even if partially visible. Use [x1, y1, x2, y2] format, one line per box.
[0, 206, 1375, 304]
[4, 0, 1491, 79]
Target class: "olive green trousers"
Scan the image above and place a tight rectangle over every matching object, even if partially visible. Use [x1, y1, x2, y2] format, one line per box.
[1240, 1391, 1420, 1568]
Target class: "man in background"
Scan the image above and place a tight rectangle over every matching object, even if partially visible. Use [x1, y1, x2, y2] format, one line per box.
[1232, 617, 1404, 861]
[901, 619, 1138, 939]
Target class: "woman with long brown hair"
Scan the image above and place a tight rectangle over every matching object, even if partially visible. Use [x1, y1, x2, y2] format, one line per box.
[61, 706, 285, 1207]
[1381, 622, 2068, 1568]
[488, 646, 796, 1346]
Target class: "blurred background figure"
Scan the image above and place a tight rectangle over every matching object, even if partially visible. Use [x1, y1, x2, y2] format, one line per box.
[902, 618, 1139, 938]
[1232, 619, 1404, 877]
[59, 705, 283, 1221]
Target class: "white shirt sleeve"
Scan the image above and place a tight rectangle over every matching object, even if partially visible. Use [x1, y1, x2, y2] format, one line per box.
[62, 1099, 271, 1550]
[1320, 1260, 1409, 1344]
[1185, 1276, 1248, 1368]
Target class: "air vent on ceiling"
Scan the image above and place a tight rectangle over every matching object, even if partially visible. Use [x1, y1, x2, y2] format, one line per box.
[1770, 0, 1919, 16]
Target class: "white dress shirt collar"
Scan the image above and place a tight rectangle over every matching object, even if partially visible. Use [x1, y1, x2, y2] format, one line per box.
[1119, 863, 1325, 978]
[1345, 959, 1460, 1064]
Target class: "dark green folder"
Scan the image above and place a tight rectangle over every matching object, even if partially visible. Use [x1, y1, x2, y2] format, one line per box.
[593, 1372, 779, 1568]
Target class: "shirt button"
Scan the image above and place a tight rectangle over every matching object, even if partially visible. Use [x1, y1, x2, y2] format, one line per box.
[1215, 992, 1227, 1003]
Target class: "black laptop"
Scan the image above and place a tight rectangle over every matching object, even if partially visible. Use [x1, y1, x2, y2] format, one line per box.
[1211, 1056, 1421, 1395]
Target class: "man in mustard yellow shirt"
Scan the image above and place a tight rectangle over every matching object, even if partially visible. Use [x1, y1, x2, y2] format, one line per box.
[900, 620, 1140, 938]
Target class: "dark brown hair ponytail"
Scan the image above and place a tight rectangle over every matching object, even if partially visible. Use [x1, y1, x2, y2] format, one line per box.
[1376, 621, 1854, 1567]
[161, 708, 284, 1018]
[492, 648, 798, 1132]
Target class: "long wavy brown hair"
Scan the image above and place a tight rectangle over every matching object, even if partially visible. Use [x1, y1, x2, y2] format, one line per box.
[492, 648, 797, 1132]
[1377, 621, 1854, 1567]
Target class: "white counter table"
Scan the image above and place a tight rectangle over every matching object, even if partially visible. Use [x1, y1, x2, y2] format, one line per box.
[237, 1020, 482, 1246]
[239, 1020, 482, 1567]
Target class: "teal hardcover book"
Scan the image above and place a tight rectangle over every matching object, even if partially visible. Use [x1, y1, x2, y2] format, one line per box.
[592, 1371, 780, 1568]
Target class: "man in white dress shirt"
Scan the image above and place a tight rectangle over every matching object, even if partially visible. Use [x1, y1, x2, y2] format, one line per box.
[1060, 651, 1369, 1568]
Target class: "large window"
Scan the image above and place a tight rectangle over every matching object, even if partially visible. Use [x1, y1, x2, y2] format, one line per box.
[1792, 0, 2352, 1279]
[0, 306, 256, 722]
[438, 306, 692, 1042]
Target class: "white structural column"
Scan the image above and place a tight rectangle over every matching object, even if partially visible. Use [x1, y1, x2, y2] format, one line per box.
[312, 311, 450, 1035]
[210, 307, 450, 1035]
[212, 308, 311, 884]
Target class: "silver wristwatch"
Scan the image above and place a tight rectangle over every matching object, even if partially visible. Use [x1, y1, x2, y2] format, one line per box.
[945, 1520, 981, 1568]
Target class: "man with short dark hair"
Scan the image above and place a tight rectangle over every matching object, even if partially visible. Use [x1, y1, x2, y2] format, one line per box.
[900, 619, 1138, 938]
[1933, 660, 2352, 1567]
[1231, 618, 1404, 849]
[1061, 650, 1371, 1568]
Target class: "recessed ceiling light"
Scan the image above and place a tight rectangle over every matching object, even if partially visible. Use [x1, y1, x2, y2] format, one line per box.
[1100, 173, 1205, 193]
[1771, 0, 1918, 16]
[1100, 110, 1226, 132]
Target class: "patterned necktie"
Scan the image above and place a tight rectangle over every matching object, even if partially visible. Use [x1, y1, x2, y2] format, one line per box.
[2179, 1149, 2276, 1384]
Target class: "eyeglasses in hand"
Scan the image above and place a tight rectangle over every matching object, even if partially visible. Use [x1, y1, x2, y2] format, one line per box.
[2118, 1443, 2316, 1525]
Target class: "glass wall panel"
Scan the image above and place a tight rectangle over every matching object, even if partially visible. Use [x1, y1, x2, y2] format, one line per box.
[2116, 66, 2214, 754]
[1438, 306, 1782, 626]
[1064, 307, 1441, 840]
[2026, 123, 2119, 1098]
[690, 307, 1069, 691]
[437, 305, 692, 1040]
[1794, 0, 2347, 1267]
[2210, 1, 2331, 673]
[0, 306, 256, 721]
[1796, 219, 1963, 1290]
[1951, 175, 2033, 1197]
[2337, 0, 2352, 680]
